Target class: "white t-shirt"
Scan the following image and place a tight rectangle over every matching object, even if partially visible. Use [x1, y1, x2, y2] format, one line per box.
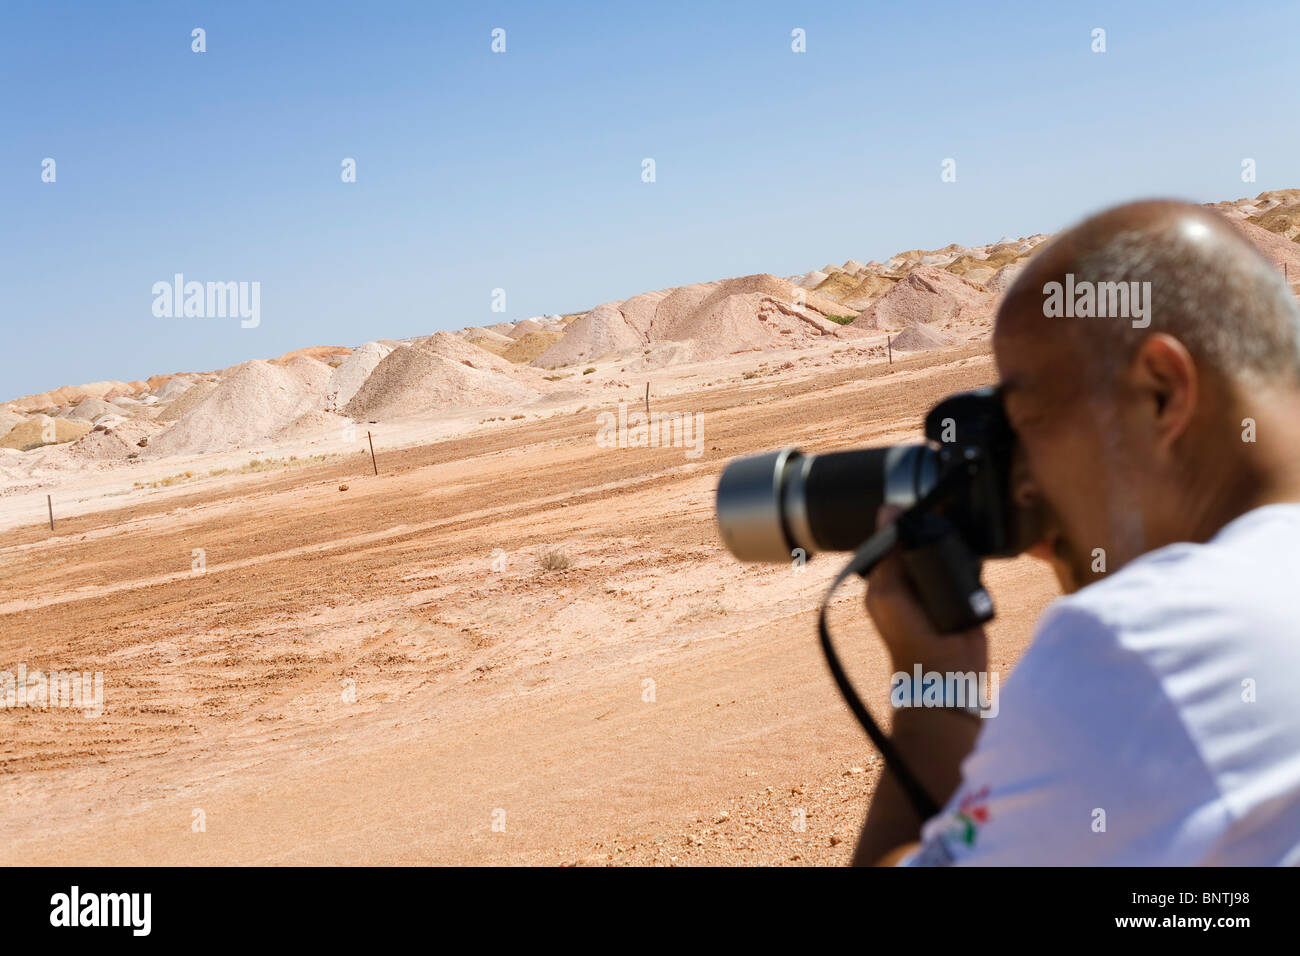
[903, 503, 1300, 866]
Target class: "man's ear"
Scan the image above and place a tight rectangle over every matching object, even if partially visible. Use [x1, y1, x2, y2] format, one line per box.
[1127, 333, 1198, 455]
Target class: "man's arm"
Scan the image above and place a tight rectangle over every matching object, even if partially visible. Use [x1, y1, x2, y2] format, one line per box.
[851, 507, 988, 865]
[851, 707, 981, 865]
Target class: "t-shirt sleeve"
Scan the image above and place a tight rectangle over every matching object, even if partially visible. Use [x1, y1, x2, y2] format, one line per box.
[898, 603, 1229, 866]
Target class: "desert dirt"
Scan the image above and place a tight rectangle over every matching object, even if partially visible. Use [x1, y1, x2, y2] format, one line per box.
[0, 342, 1059, 865]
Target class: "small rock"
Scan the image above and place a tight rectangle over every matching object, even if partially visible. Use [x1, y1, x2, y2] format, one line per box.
[338, 484, 349, 491]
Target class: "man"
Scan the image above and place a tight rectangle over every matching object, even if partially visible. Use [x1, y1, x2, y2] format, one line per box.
[855, 200, 1300, 865]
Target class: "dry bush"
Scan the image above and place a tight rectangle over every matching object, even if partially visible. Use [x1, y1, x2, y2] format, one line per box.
[536, 548, 571, 571]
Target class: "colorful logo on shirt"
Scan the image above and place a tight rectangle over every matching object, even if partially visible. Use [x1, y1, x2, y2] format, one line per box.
[910, 785, 992, 865]
[944, 785, 991, 847]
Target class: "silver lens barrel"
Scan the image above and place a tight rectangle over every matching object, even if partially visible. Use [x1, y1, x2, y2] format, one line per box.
[715, 443, 938, 563]
[714, 447, 806, 563]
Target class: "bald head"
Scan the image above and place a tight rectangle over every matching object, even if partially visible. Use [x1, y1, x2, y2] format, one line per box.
[991, 198, 1300, 594]
[998, 200, 1300, 385]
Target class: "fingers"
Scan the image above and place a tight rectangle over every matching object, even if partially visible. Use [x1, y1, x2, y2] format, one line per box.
[864, 506, 989, 672]
[864, 506, 936, 644]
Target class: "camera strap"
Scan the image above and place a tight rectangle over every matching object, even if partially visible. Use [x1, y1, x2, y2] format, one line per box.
[817, 522, 942, 823]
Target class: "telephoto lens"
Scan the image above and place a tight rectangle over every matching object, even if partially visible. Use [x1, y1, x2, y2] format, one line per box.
[714, 443, 938, 563]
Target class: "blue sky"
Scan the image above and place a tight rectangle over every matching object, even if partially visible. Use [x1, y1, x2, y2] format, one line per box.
[2, 0, 1297, 399]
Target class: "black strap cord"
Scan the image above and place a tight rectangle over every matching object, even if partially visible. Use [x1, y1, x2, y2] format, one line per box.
[816, 520, 942, 823]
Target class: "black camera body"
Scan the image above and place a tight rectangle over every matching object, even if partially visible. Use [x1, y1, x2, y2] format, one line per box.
[715, 386, 1026, 632]
[916, 386, 1021, 559]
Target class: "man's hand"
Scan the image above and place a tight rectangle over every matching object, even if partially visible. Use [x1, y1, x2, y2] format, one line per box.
[852, 506, 987, 865]
[864, 505, 988, 675]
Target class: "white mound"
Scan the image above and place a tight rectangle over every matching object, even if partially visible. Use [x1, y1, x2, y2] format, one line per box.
[532, 302, 648, 369]
[153, 375, 197, 401]
[68, 420, 162, 461]
[418, 330, 548, 385]
[889, 323, 956, 351]
[342, 342, 538, 421]
[326, 342, 394, 410]
[157, 381, 217, 422]
[67, 397, 116, 422]
[148, 358, 331, 457]
[506, 318, 545, 340]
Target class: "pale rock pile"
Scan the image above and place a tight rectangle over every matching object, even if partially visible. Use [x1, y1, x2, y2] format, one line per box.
[531, 302, 647, 368]
[889, 323, 957, 351]
[506, 318, 544, 339]
[0, 408, 24, 435]
[852, 267, 992, 330]
[418, 330, 550, 386]
[5, 380, 148, 413]
[153, 375, 199, 402]
[67, 396, 117, 422]
[147, 358, 332, 457]
[533, 273, 849, 369]
[462, 327, 515, 356]
[326, 341, 394, 410]
[794, 269, 829, 290]
[67, 419, 162, 461]
[156, 380, 218, 422]
[343, 338, 539, 421]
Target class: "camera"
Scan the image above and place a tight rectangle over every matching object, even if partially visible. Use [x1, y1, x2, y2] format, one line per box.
[715, 386, 1030, 632]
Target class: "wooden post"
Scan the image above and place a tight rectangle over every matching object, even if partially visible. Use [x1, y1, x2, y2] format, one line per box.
[887, 335, 892, 365]
[47, 494, 54, 531]
[367, 431, 378, 476]
[644, 382, 650, 417]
